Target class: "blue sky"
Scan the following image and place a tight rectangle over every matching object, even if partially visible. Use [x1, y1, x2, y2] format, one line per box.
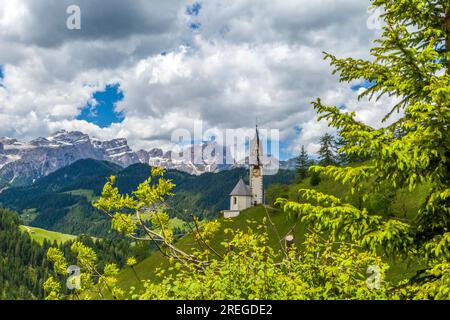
[0, 65, 4, 88]
[186, 2, 202, 16]
[186, 2, 202, 30]
[77, 84, 124, 128]
[351, 80, 376, 91]
[190, 22, 202, 30]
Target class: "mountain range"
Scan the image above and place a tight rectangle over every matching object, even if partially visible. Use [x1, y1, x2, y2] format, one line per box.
[0, 159, 295, 237]
[0, 130, 296, 189]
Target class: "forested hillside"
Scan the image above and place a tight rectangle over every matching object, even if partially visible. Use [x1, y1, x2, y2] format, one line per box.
[0, 208, 134, 300]
[0, 159, 295, 237]
[0, 209, 53, 299]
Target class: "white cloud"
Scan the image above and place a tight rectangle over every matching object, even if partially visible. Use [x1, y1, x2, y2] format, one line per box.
[0, 0, 396, 159]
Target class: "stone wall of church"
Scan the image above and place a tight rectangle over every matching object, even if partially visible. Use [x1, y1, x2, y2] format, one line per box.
[251, 175, 264, 205]
[230, 195, 252, 211]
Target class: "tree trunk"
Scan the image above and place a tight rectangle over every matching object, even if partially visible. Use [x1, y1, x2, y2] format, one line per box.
[285, 235, 294, 250]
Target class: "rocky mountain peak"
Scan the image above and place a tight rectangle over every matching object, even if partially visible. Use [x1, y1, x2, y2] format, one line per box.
[0, 130, 295, 189]
[50, 130, 90, 145]
[0, 131, 139, 188]
[149, 148, 164, 158]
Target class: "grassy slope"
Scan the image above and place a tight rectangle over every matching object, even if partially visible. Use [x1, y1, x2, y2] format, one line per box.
[19, 225, 77, 244]
[63, 189, 97, 202]
[117, 206, 304, 290]
[286, 177, 430, 220]
[117, 175, 429, 290]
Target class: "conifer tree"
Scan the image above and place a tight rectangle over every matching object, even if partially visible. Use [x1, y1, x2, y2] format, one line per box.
[305, 0, 450, 296]
[295, 145, 309, 182]
[318, 133, 336, 166]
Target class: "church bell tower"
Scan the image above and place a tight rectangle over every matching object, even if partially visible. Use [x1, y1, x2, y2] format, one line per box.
[249, 126, 264, 206]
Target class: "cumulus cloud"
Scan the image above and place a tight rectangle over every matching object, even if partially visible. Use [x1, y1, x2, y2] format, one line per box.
[0, 0, 184, 47]
[0, 0, 394, 159]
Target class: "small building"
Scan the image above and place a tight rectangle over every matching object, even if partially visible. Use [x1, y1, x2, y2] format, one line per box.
[223, 126, 264, 219]
[223, 178, 253, 218]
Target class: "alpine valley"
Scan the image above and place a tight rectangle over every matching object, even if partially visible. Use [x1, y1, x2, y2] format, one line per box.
[0, 130, 295, 189]
[0, 158, 295, 237]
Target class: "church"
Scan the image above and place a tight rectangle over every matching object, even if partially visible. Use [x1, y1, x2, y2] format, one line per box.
[223, 127, 264, 218]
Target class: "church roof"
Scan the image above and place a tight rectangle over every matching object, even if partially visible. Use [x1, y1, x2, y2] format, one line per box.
[230, 178, 252, 196]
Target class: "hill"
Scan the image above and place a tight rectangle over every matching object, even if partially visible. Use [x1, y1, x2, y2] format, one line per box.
[0, 159, 295, 237]
[115, 174, 430, 291]
[0, 208, 135, 300]
[116, 205, 303, 290]
[267, 174, 431, 220]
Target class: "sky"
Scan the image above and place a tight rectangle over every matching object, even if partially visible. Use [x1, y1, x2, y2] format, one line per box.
[0, 0, 396, 160]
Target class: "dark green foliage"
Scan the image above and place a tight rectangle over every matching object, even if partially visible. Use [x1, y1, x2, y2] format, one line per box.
[0, 209, 52, 300]
[363, 182, 398, 217]
[0, 208, 133, 300]
[295, 145, 309, 182]
[0, 160, 120, 237]
[310, 172, 321, 186]
[318, 133, 337, 166]
[335, 133, 370, 165]
[0, 159, 122, 208]
[265, 184, 290, 206]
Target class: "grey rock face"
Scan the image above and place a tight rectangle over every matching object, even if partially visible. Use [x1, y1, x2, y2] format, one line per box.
[136, 150, 150, 164]
[148, 148, 164, 158]
[0, 131, 140, 188]
[92, 138, 140, 168]
[138, 142, 234, 175]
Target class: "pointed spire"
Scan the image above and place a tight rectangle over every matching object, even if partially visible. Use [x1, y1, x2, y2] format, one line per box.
[249, 124, 262, 167]
[255, 124, 261, 166]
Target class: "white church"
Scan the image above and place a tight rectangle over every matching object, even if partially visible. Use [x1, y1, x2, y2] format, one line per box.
[223, 127, 264, 218]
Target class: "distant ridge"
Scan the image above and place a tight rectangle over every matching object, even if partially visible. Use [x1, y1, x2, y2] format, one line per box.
[0, 130, 296, 189]
[0, 158, 295, 237]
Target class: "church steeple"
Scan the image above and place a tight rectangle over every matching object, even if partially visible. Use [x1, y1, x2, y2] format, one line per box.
[255, 125, 261, 166]
[249, 125, 264, 206]
[223, 125, 265, 218]
[250, 125, 263, 166]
